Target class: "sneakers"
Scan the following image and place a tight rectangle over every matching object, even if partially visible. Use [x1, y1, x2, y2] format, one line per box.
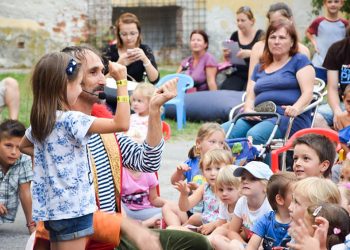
[254, 101, 276, 113]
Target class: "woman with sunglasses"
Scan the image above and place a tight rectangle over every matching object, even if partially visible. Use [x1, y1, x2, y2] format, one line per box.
[105, 12, 159, 83]
[220, 6, 263, 91]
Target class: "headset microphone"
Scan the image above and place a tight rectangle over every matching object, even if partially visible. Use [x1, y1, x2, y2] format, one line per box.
[82, 89, 106, 100]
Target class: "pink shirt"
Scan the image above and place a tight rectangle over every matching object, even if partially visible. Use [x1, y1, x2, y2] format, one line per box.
[121, 167, 158, 210]
[181, 52, 217, 89]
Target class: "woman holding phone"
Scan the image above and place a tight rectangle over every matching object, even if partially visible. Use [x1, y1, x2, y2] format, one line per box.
[104, 12, 159, 83]
[220, 6, 263, 91]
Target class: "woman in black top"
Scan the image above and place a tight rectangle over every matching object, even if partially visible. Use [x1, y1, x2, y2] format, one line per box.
[221, 6, 263, 91]
[104, 12, 159, 84]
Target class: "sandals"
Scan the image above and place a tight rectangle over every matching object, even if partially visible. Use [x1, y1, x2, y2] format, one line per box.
[254, 101, 277, 113]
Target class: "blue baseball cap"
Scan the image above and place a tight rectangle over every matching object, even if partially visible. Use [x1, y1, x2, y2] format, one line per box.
[233, 161, 273, 180]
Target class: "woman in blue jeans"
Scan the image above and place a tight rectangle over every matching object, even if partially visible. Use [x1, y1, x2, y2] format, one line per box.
[223, 20, 314, 146]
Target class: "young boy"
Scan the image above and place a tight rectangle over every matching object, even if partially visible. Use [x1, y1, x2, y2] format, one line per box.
[292, 133, 337, 180]
[246, 172, 297, 250]
[306, 0, 348, 80]
[0, 120, 34, 233]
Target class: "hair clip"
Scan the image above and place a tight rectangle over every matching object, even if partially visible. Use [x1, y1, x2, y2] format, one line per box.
[333, 227, 341, 235]
[312, 206, 322, 217]
[66, 58, 77, 76]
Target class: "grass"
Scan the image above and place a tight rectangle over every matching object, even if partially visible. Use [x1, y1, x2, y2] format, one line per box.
[0, 72, 32, 127]
[0, 67, 202, 140]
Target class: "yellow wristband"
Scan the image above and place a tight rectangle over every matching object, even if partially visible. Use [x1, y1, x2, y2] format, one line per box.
[116, 79, 128, 86]
[117, 96, 129, 103]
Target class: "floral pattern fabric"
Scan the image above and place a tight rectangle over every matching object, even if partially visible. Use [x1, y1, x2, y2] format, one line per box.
[25, 111, 96, 221]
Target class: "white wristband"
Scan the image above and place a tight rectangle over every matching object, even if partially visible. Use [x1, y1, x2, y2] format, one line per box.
[143, 60, 151, 67]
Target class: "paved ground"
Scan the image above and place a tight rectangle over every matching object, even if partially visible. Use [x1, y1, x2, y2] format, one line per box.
[0, 138, 193, 249]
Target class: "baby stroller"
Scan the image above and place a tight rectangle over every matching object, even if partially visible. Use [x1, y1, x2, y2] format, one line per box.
[226, 111, 281, 166]
[225, 84, 324, 169]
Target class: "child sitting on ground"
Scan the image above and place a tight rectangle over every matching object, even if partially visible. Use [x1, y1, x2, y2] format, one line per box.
[0, 120, 34, 234]
[210, 161, 273, 249]
[121, 166, 167, 228]
[288, 177, 341, 249]
[207, 165, 241, 241]
[292, 133, 336, 180]
[164, 149, 233, 235]
[247, 172, 297, 249]
[165, 123, 227, 219]
[287, 203, 350, 250]
[127, 83, 156, 143]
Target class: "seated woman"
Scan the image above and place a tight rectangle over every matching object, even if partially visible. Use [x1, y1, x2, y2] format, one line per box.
[223, 20, 315, 145]
[104, 12, 159, 84]
[220, 6, 263, 91]
[177, 29, 218, 91]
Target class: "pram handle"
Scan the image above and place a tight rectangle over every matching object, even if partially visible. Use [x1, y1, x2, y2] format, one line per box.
[231, 112, 281, 125]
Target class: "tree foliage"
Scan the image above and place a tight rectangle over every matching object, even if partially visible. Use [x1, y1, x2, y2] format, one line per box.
[311, 0, 350, 16]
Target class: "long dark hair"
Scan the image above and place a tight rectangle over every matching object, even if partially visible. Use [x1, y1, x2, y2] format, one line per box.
[30, 52, 81, 142]
[260, 20, 299, 70]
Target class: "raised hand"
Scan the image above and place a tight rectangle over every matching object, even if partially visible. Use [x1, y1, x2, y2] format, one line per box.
[149, 78, 178, 110]
[108, 61, 127, 81]
[175, 180, 190, 195]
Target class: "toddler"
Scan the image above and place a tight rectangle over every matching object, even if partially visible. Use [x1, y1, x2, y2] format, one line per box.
[127, 83, 156, 143]
[207, 165, 240, 241]
[167, 122, 226, 216]
[164, 149, 233, 235]
[121, 166, 167, 228]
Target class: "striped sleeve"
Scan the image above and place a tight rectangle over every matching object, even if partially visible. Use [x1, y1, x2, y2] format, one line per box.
[116, 133, 164, 173]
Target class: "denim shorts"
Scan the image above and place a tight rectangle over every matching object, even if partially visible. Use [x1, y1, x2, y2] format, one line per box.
[44, 213, 94, 242]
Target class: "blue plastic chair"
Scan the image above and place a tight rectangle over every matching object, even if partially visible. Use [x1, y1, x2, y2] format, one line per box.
[156, 73, 194, 130]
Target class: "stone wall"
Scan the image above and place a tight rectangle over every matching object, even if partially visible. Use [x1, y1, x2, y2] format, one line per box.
[0, 0, 319, 67]
[0, 0, 89, 68]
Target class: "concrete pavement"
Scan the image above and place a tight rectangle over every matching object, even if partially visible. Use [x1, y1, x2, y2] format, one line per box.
[0, 138, 194, 249]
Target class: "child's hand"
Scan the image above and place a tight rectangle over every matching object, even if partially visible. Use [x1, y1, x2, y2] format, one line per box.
[174, 180, 190, 195]
[287, 218, 325, 250]
[187, 182, 199, 191]
[0, 204, 7, 215]
[176, 163, 191, 173]
[108, 61, 127, 81]
[198, 222, 216, 235]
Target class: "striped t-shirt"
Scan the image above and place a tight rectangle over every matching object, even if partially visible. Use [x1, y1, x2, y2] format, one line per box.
[88, 133, 164, 212]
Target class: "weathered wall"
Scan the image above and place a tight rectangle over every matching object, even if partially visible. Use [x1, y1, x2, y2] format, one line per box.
[0, 0, 89, 68]
[0, 18, 50, 68]
[0, 0, 319, 67]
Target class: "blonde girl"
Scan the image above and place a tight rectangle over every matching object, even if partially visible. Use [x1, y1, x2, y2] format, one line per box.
[207, 165, 240, 241]
[19, 52, 132, 250]
[287, 203, 350, 250]
[127, 83, 157, 142]
[215, 165, 241, 223]
[171, 122, 227, 189]
[289, 177, 341, 225]
[163, 149, 233, 234]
